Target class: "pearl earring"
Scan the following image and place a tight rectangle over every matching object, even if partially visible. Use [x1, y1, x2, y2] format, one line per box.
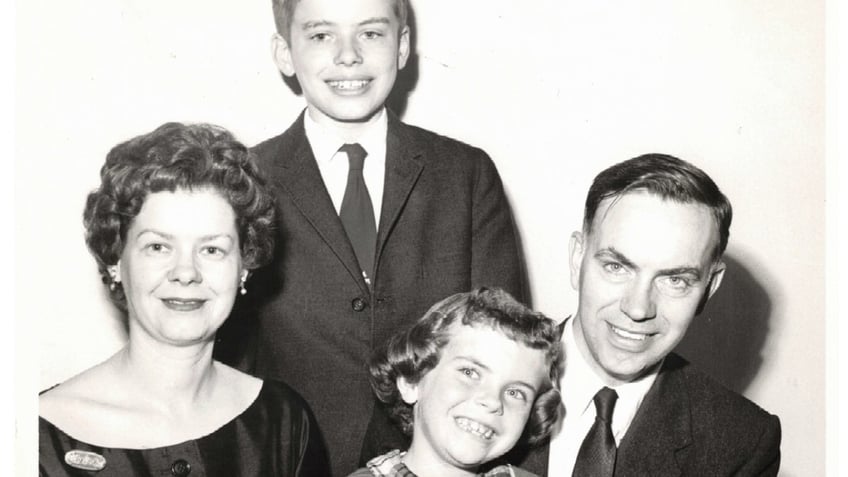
[108, 266, 119, 291]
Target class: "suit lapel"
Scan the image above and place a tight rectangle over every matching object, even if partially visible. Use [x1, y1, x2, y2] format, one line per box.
[616, 356, 693, 477]
[375, 111, 424, 267]
[273, 113, 368, 292]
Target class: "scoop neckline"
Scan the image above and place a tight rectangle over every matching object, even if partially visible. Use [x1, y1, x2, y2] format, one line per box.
[39, 380, 267, 451]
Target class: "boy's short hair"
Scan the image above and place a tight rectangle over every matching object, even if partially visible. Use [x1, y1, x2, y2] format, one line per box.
[271, 0, 410, 41]
[369, 287, 564, 446]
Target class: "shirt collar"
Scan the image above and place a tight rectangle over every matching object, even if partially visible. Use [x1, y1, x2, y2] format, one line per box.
[562, 317, 607, 417]
[303, 107, 388, 165]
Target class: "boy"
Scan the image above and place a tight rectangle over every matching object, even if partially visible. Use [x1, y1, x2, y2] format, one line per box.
[349, 288, 562, 477]
[216, 0, 526, 474]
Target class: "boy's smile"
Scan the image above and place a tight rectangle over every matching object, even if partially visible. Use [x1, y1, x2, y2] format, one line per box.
[326, 79, 371, 92]
[398, 323, 549, 475]
[272, 0, 410, 128]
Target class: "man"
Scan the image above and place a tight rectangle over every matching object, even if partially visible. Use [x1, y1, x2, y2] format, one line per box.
[513, 153, 781, 476]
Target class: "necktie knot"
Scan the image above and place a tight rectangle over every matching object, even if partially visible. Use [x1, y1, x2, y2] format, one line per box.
[594, 387, 618, 423]
[340, 143, 367, 170]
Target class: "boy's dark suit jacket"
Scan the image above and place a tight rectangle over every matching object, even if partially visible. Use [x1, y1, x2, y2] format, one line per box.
[216, 110, 525, 476]
[509, 353, 781, 476]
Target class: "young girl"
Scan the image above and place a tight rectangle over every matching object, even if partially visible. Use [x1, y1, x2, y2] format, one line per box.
[350, 288, 563, 477]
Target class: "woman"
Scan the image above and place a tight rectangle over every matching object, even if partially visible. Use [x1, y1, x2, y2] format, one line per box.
[39, 122, 329, 476]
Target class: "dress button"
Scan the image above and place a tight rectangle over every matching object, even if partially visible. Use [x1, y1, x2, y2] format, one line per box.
[171, 459, 191, 476]
[351, 297, 367, 312]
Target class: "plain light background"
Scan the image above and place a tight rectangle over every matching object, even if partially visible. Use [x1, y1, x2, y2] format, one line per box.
[16, 0, 827, 475]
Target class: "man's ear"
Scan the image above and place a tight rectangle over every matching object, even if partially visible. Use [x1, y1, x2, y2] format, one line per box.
[568, 231, 585, 291]
[397, 26, 411, 70]
[397, 376, 419, 405]
[695, 261, 726, 315]
[271, 33, 296, 77]
[706, 261, 727, 301]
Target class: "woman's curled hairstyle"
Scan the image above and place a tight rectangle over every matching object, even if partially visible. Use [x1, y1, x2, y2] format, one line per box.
[369, 287, 564, 446]
[83, 122, 276, 309]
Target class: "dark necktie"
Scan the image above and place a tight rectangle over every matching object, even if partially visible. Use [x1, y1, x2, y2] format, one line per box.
[338, 143, 377, 282]
[573, 387, 618, 477]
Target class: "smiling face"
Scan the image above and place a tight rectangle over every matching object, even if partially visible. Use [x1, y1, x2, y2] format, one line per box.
[114, 189, 245, 348]
[398, 323, 549, 474]
[273, 0, 410, 127]
[569, 191, 726, 386]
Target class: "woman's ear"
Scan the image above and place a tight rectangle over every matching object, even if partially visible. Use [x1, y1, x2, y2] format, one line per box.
[397, 376, 419, 405]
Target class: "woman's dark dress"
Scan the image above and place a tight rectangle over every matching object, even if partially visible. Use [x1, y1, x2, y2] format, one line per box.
[39, 380, 330, 476]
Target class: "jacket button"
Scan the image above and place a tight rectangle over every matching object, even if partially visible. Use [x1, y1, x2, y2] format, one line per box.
[351, 297, 367, 312]
[171, 459, 191, 476]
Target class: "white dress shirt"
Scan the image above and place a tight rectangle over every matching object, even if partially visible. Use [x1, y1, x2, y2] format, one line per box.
[547, 318, 661, 476]
[303, 108, 387, 226]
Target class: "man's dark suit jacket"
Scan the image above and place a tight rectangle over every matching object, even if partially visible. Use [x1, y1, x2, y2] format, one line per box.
[216, 110, 525, 476]
[510, 353, 781, 477]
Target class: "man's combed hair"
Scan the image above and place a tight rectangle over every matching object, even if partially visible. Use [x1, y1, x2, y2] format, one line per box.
[584, 153, 733, 259]
[369, 287, 564, 446]
[271, 0, 409, 41]
[83, 122, 276, 310]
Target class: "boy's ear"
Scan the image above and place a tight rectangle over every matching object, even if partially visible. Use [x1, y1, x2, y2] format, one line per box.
[271, 33, 296, 77]
[397, 26, 411, 70]
[397, 376, 419, 405]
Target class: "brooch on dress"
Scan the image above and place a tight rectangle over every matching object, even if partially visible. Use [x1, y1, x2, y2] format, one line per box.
[65, 450, 106, 471]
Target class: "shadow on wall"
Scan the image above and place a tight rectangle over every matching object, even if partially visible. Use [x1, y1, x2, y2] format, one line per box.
[675, 254, 772, 394]
[385, 4, 418, 118]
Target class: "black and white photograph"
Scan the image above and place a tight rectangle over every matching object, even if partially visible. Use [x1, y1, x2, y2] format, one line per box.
[13, 0, 843, 475]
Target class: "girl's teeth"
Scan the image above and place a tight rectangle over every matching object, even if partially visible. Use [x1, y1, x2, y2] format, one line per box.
[455, 417, 494, 440]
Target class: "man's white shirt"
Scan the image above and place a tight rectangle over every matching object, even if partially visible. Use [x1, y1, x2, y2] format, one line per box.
[547, 318, 661, 475]
[303, 108, 387, 226]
